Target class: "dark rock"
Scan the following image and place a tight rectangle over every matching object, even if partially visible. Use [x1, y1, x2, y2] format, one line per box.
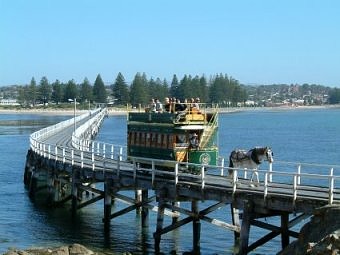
[3, 244, 100, 255]
[278, 205, 340, 255]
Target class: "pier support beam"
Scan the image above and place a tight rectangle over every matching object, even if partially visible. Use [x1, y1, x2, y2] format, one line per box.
[104, 179, 113, 231]
[281, 212, 289, 249]
[71, 169, 79, 217]
[141, 189, 149, 228]
[192, 200, 201, 254]
[239, 200, 254, 255]
[154, 196, 165, 253]
[231, 203, 241, 241]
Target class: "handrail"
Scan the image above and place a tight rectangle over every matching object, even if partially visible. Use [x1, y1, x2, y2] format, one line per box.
[28, 109, 340, 208]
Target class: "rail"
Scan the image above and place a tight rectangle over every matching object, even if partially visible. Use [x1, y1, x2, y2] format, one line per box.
[29, 111, 340, 208]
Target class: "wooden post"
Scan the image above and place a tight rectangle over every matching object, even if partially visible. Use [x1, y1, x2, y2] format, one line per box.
[239, 200, 253, 255]
[154, 197, 165, 253]
[141, 189, 149, 228]
[71, 168, 79, 217]
[172, 202, 180, 224]
[28, 172, 37, 199]
[135, 189, 142, 214]
[192, 200, 201, 254]
[281, 212, 289, 249]
[104, 178, 112, 231]
[231, 203, 241, 241]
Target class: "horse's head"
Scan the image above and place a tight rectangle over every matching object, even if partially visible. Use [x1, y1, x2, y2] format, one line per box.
[265, 147, 274, 163]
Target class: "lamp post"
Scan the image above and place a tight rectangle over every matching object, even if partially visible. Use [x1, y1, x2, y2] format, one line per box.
[68, 98, 76, 132]
[73, 98, 76, 132]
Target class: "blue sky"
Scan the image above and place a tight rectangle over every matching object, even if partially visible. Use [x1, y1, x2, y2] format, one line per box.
[1, 0, 339, 87]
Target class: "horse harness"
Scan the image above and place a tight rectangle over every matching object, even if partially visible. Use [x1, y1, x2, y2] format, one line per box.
[231, 147, 268, 165]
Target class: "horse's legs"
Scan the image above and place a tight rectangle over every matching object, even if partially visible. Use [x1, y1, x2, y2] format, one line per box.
[250, 169, 259, 184]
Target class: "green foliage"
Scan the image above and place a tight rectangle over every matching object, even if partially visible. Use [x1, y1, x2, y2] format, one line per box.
[329, 88, 340, 104]
[93, 74, 107, 103]
[112, 72, 129, 106]
[80, 77, 93, 103]
[39, 76, 52, 105]
[63, 79, 78, 102]
[51, 79, 63, 104]
[130, 73, 149, 107]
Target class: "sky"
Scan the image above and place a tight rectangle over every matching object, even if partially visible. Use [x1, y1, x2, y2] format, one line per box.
[1, 0, 340, 87]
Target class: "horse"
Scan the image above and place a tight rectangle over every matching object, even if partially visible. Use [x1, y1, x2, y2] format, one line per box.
[229, 147, 274, 183]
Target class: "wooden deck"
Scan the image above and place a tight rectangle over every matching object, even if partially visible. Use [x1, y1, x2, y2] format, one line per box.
[24, 108, 340, 254]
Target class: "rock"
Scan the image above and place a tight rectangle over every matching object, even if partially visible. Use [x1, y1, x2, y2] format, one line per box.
[3, 244, 101, 255]
[278, 205, 340, 255]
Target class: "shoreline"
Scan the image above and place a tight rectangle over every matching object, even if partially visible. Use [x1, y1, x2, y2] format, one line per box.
[0, 105, 339, 116]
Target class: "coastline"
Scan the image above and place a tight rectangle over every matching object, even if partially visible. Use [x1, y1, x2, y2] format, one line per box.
[0, 104, 338, 116]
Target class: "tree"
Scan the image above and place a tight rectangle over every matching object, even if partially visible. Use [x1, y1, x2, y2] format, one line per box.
[80, 77, 93, 103]
[130, 72, 149, 107]
[93, 74, 107, 103]
[28, 77, 37, 106]
[51, 79, 63, 104]
[170, 74, 180, 99]
[63, 79, 78, 102]
[112, 72, 129, 106]
[39, 76, 52, 106]
[329, 88, 340, 104]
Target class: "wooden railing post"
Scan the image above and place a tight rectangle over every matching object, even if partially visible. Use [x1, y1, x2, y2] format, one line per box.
[264, 172, 268, 202]
[269, 162, 273, 182]
[201, 166, 205, 190]
[293, 175, 297, 208]
[329, 168, 334, 205]
[62, 148, 65, 163]
[232, 170, 238, 196]
[92, 151, 95, 171]
[81, 151, 84, 168]
[175, 163, 179, 186]
[220, 158, 225, 176]
[297, 164, 301, 185]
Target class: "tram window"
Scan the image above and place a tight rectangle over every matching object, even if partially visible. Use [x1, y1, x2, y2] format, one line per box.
[157, 134, 162, 147]
[135, 132, 139, 146]
[130, 132, 135, 145]
[140, 132, 145, 146]
[161, 134, 167, 148]
[146, 133, 151, 147]
[152, 133, 157, 147]
[168, 135, 174, 149]
[128, 132, 132, 145]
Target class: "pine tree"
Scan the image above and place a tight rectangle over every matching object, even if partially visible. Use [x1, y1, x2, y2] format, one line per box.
[170, 74, 180, 99]
[29, 77, 37, 106]
[112, 72, 129, 106]
[130, 72, 149, 107]
[80, 77, 93, 103]
[51, 79, 63, 104]
[64, 79, 78, 102]
[39, 76, 52, 106]
[93, 74, 107, 103]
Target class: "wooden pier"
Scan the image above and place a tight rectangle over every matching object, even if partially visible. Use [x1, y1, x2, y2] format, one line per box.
[24, 108, 340, 254]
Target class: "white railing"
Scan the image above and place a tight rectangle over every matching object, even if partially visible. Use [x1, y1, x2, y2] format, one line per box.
[29, 109, 340, 207]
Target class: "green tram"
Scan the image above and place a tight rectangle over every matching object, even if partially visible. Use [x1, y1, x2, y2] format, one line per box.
[127, 105, 218, 172]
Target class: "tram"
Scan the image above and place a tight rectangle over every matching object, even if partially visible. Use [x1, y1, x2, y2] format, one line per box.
[127, 103, 219, 172]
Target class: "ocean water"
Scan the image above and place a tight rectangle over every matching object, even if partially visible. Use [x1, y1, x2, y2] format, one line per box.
[0, 108, 340, 254]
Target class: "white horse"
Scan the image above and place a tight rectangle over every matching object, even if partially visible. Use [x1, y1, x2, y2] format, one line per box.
[229, 147, 274, 184]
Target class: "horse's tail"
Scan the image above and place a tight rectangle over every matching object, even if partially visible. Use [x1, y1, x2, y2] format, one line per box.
[228, 154, 234, 175]
[229, 155, 234, 168]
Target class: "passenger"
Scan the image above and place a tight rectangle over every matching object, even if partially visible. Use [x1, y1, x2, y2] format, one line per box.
[193, 97, 200, 110]
[164, 97, 171, 112]
[189, 133, 199, 149]
[155, 99, 163, 112]
[149, 98, 156, 113]
[175, 99, 186, 112]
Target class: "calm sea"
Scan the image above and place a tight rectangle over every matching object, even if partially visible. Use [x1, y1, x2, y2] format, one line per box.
[0, 108, 340, 254]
